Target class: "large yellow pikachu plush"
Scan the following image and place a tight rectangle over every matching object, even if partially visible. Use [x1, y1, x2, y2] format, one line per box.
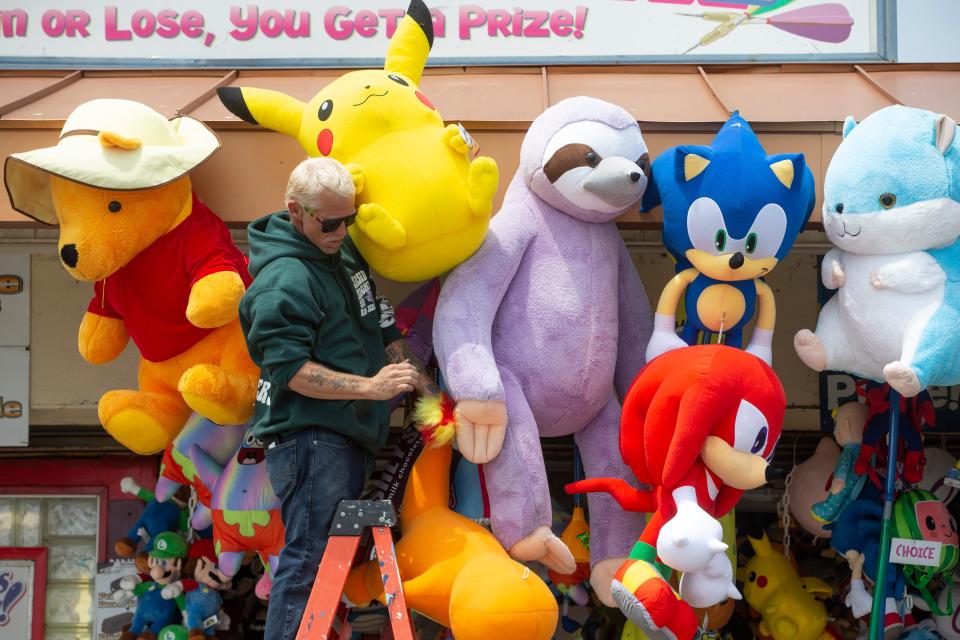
[217, 0, 498, 282]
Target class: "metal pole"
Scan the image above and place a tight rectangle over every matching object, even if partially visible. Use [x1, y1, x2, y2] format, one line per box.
[868, 388, 901, 640]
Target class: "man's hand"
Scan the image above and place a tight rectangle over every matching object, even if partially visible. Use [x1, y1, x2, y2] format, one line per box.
[367, 362, 419, 401]
[455, 400, 508, 463]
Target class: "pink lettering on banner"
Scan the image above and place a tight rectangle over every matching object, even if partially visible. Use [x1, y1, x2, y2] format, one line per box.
[0, 9, 28, 38]
[104, 7, 208, 42]
[380, 8, 404, 38]
[230, 6, 309, 41]
[104, 6, 132, 41]
[43, 9, 90, 37]
[325, 6, 352, 40]
[459, 6, 587, 40]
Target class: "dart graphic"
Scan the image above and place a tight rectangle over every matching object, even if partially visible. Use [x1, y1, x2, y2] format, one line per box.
[679, 2, 854, 54]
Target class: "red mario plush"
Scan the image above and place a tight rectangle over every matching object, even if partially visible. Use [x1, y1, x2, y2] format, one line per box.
[569, 345, 785, 640]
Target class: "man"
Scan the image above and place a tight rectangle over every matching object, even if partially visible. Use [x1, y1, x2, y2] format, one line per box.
[240, 157, 433, 640]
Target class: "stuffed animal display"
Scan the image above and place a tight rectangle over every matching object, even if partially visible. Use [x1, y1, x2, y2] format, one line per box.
[155, 413, 248, 531]
[740, 534, 831, 640]
[644, 112, 815, 365]
[4, 98, 259, 454]
[433, 96, 653, 597]
[345, 443, 558, 640]
[795, 105, 960, 397]
[167, 538, 232, 639]
[789, 438, 841, 539]
[568, 345, 785, 639]
[190, 426, 284, 582]
[217, 0, 498, 282]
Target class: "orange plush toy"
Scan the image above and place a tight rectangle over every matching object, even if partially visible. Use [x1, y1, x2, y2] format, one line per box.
[345, 442, 558, 640]
[569, 345, 785, 640]
[4, 99, 259, 454]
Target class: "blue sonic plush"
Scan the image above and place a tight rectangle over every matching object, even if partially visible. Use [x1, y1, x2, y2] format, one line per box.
[645, 112, 815, 365]
[795, 106, 960, 397]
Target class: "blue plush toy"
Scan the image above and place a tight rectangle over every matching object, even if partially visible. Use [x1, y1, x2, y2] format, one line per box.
[115, 477, 187, 574]
[644, 112, 815, 366]
[795, 105, 960, 398]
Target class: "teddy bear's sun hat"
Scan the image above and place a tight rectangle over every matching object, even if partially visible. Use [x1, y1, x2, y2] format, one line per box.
[4, 98, 220, 225]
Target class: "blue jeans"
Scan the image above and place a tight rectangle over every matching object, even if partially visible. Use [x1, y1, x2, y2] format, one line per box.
[263, 426, 370, 640]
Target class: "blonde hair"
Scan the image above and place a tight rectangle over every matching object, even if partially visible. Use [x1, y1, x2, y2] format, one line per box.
[284, 157, 355, 209]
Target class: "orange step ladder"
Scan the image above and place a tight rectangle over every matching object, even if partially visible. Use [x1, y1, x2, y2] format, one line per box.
[296, 500, 415, 640]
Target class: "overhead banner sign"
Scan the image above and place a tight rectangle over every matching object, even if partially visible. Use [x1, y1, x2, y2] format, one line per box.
[0, 0, 887, 67]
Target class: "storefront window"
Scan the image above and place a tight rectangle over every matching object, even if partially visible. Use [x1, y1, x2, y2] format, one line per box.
[0, 495, 98, 640]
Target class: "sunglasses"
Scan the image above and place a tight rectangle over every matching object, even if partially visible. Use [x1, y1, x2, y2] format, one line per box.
[299, 202, 357, 233]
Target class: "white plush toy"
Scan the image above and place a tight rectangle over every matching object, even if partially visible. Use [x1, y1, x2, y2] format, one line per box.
[796, 106, 960, 397]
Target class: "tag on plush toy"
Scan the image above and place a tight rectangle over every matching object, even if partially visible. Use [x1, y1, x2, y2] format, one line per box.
[458, 123, 479, 158]
[204, 614, 219, 629]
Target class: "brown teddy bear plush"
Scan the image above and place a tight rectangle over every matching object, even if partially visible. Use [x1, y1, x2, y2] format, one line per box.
[5, 99, 258, 454]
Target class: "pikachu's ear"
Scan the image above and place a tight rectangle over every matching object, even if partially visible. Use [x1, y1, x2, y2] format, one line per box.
[217, 86, 305, 139]
[384, 0, 433, 86]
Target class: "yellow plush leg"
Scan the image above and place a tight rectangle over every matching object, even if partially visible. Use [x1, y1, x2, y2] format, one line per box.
[356, 203, 407, 251]
[467, 156, 499, 219]
[176, 320, 258, 425]
[98, 359, 192, 454]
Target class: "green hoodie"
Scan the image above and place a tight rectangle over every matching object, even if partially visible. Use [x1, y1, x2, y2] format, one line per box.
[240, 212, 402, 453]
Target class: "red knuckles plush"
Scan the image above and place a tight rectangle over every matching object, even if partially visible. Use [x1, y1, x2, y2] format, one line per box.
[568, 345, 785, 640]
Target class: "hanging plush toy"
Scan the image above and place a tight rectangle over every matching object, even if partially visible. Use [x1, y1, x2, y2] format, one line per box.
[4, 99, 259, 454]
[795, 106, 960, 397]
[644, 112, 815, 365]
[117, 532, 189, 640]
[431, 96, 653, 601]
[344, 443, 558, 640]
[155, 414, 247, 531]
[739, 534, 832, 640]
[789, 438, 841, 539]
[568, 345, 785, 640]
[854, 382, 935, 486]
[217, 0, 499, 282]
[116, 477, 188, 574]
[190, 428, 284, 583]
[811, 401, 868, 524]
[162, 538, 232, 639]
[893, 489, 958, 616]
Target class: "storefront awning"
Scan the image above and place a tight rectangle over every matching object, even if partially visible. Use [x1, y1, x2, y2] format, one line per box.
[2, 63, 959, 226]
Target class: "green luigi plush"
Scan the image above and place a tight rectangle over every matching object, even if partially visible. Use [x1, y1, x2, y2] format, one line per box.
[118, 532, 188, 640]
[158, 625, 189, 640]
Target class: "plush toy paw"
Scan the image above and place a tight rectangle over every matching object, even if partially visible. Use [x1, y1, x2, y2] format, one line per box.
[467, 156, 499, 219]
[678, 552, 740, 608]
[794, 329, 828, 372]
[186, 271, 245, 329]
[119, 574, 141, 592]
[826, 260, 846, 289]
[178, 364, 257, 426]
[645, 329, 688, 363]
[99, 389, 191, 454]
[657, 499, 726, 574]
[161, 580, 184, 600]
[883, 361, 923, 397]
[845, 579, 872, 618]
[509, 526, 577, 575]
[453, 399, 507, 463]
[255, 572, 273, 600]
[611, 563, 698, 640]
[869, 270, 887, 289]
[78, 312, 129, 365]
[120, 476, 141, 496]
[589, 556, 627, 607]
[443, 123, 472, 155]
[356, 203, 406, 250]
[346, 163, 365, 194]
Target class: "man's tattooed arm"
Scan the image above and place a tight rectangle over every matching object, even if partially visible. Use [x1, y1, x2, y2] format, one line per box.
[385, 339, 439, 396]
[290, 361, 366, 400]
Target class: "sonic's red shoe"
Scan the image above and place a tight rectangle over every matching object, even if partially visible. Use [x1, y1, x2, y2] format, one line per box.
[612, 558, 699, 640]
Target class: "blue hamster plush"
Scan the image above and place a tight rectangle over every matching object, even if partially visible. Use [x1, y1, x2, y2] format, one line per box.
[795, 106, 960, 398]
[644, 112, 815, 365]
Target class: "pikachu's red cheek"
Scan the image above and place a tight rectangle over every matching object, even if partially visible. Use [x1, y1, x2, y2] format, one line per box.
[415, 91, 435, 110]
[317, 129, 334, 156]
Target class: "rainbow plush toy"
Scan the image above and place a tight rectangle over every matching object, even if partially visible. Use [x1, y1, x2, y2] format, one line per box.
[190, 428, 284, 583]
[217, 0, 498, 282]
[155, 413, 248, 531]
[645, 112, 815, 365]
[4, 99, 259, 454]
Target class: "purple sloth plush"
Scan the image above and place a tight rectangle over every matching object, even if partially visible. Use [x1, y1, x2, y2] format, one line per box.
[433, 96, 653, 604]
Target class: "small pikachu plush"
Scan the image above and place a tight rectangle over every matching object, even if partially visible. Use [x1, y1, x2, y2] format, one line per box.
[218, 0, 499, 282]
